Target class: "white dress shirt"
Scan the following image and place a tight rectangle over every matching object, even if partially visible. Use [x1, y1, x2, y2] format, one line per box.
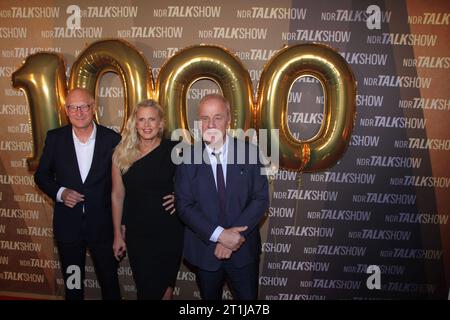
[205, 135, 229, 242]
[56, 123, 97, 202]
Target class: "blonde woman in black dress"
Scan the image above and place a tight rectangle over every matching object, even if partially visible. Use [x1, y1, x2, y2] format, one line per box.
[111, 100, 183, 299]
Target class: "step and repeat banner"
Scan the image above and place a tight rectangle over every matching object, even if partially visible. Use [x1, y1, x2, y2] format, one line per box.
[0, 0, 449, 299]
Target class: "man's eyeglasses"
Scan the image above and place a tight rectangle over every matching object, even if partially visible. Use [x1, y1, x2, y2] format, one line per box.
[66, 104, 92, 113]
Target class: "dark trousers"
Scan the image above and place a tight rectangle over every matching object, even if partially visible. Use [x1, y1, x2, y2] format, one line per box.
[56, 218, 121, 300]
[196, 260, 259, 300]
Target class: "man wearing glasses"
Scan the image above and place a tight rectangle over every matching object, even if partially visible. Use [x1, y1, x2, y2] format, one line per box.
[34, 88, 121, 300]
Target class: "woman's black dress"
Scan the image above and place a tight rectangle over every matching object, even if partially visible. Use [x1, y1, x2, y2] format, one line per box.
[122, 139, 184, 299]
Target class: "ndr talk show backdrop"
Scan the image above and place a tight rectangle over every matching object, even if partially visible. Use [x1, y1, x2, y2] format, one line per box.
[0, 0, 449, 299]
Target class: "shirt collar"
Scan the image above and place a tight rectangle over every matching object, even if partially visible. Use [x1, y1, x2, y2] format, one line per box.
[72, 122, 97, 144]
[205, 135, 229, 158]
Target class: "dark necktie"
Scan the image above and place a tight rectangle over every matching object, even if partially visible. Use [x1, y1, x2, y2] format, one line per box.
[213, 151, 226, 227]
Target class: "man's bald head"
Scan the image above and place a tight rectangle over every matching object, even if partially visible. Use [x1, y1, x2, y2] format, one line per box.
[65, 88, 95, 107]
[64, 88, 96, 131]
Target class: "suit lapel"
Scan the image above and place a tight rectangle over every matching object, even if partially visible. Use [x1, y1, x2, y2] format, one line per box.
[65, 125, 83, 185]
[84, 124, 102, 184]
[199, 142, 217, 194]
[201, 162, 217, 194]
[225, 138, 238, 207]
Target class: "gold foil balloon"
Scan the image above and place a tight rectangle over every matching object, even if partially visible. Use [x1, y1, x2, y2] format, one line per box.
[69, 39, 154, 131]
[12, 53, 68, 171]
[12, 40, 356, 172]
[156, 44, 254, 142]
[257, 43, 356, 171]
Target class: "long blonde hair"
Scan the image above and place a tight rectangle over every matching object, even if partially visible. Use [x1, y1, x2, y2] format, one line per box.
[113, 99, 164, 173]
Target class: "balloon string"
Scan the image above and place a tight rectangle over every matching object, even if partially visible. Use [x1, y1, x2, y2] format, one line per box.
[268, 174, 275, 205]
[294, 173, 302, 228]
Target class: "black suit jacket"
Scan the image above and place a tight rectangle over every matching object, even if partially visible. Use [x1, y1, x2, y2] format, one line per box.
[34, 124, 121, 243]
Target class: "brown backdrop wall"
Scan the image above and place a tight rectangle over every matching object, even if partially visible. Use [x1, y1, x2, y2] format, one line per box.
[0, 0, 449, 299]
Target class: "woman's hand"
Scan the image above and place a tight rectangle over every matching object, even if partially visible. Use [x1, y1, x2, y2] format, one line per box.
[163, 193, 176, 215]
[113, 234, 126, 261]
